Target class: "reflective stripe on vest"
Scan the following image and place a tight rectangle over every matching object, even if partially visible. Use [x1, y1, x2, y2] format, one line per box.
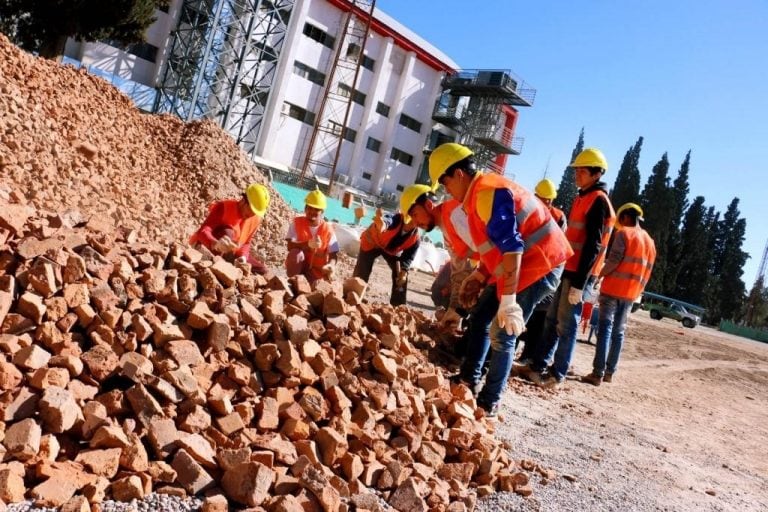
[564, 189, 616, 276]
[440, 200, 471, 259]
[600, 226, 656, 301]
[463, 172, 573, 295]
[294, 216, 333, 276]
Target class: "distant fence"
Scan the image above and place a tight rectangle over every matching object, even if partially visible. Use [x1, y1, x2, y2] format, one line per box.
[719, 320, 768, 343]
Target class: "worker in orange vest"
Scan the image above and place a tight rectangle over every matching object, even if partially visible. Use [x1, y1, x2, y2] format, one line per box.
[429, 143, 573, 416]
[400, 184, 475, 331]
[353, 205, 420, 306]
[516, 178, 569, 364]
[520, 148, 617, 389]
[581, 203, 656, 385]
[189, 183, 271, 275]
[285, 188, 338, 282]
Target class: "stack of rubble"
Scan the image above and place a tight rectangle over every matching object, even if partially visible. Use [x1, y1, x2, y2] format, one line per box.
[0, 34, 293, 267]
[0, 197, 538, 511]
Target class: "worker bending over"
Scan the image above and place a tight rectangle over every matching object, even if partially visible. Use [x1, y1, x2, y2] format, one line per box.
[285, 188, 338, 282]
[189, 183, 271, 275]
[353, 207, 420, 306]
[429, 143, 572, 416]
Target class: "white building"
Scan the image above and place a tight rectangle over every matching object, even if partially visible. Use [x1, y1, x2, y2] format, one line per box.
[61, 1, 530, 198]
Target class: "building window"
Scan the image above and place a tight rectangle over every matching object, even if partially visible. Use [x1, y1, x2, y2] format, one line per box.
[361, 55, 375, 71]
[396, 184, 405, 192]
[399, 113, 422, 133]
[390, 147, 414, 166]
[362, 172, 372, 180]
[376, 102, 390, 117]
[342, 127, 357, 143]
[104, 40, 159, 63]
[283, 102, 316, 125]
[293, 61, 326, 86]
[303, 22, 335, 49]
[338, 83, 366, 106]
[366, 137, 381, 153]
[346, 42, 361, 59]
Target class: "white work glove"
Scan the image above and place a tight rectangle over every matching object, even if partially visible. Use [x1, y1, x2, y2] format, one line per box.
[459, 270, 485, 309]
[568, 287, 583, 305]
[321, 263, 335, 280]
[307, 235, 321, 250]
[213, 236, 237, 254]
[497, 294, 525, 336]
[438, 307, 461, 330]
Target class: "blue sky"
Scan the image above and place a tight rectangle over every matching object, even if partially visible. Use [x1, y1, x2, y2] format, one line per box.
[380, 0, 767, 287]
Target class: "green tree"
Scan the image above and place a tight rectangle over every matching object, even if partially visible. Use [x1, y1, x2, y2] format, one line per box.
[714, 198, 749, 322]
[639, 153, 673, 292]
[744, 276, 768, 328]
[0, 0, 168, 60]
[663, 150, 691, 294]
[610, 136, 643, 208]
[673, 196, 711, 303]
[554, 127, 584, 215]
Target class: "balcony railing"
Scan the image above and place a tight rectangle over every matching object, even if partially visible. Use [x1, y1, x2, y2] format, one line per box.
[442, 69, 536, 107]
[474, 124, 524, 155]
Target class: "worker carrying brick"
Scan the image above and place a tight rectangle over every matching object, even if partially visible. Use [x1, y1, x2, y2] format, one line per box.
[285, 188, 339, 282]
[353, 204, 420, 307]
[581, 202, 656, 386]
[400, 184, 476, 347]
[519, 148, 617, 389]
[189, 183, 271, 275]
[429, 142, 573, 416]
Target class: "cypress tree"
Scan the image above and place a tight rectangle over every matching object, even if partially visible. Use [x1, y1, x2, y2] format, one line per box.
[673, 196, 711, 303]
[610, 136, 643, 208]
[0, 0, 168, 60]
[744, 276, 768, 328]
[554, 128, 584, 215]
[639, 153, 673, 292]
[714, 198, 749, 322]
[663, 151, 692, 294]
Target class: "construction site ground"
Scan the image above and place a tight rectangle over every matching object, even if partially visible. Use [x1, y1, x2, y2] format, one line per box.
[360, 260, 768, 511]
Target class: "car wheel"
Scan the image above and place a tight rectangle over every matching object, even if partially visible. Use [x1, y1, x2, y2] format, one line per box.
[649, 309, 661, 320]
[682, 318, 695, 328]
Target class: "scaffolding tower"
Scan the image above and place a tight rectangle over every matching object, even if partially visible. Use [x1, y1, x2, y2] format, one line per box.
[153, 0, 294, 157]
[299, 0, 376, 191]
[433, 69, 536, 173]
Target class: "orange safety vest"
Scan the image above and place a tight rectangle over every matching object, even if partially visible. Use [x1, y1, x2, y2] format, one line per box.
[564, 190, 616, 276]
[439, 199, 471, 259]
[293, 216, 334, 278]
[464, 173, 573, 295]
[360, 215, 419, 256]
[600, 226, 656, 301]
[550, 206, 566, 229]
[189, 199, 262, 250]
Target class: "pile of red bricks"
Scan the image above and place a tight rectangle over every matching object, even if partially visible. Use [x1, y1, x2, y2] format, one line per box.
[0, 34, 293, 267]
[0, 196, 540, 511]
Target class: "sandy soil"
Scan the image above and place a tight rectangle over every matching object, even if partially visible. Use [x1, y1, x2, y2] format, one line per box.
[352, 260, 768, 511]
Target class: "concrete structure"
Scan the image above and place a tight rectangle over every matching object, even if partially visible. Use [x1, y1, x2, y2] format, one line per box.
[62, 0, 534, 199]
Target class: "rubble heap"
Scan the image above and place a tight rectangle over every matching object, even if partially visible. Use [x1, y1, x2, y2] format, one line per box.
[0, 196, 540, 511]
[0, 34, 293, 266]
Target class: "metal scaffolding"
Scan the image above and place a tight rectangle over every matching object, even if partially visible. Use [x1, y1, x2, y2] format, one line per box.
[432, 68, 536, 174]
[153, 0, 294, 157]
[299, 0, 376, 191]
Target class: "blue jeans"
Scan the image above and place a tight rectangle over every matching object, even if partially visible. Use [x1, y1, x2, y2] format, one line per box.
[477, 266, 563, 408]
[593, 295, 632, 376]
[532, 277, 583, 380]
[459, 285, 498, 383]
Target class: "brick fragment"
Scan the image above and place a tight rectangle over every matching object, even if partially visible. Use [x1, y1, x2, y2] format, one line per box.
[172, 449, 214, 495]
[222, 461, 275, 507]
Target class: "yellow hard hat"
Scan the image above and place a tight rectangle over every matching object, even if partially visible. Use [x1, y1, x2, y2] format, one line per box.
[245, 183, 269, 216]
[616, 202, 644, 219]
[400, 184, 432, 223]
[305, 187, 327, 210]
[571, 148, 608, 171]
[428, 143, 473, 189]
[535, 178, 557, 200]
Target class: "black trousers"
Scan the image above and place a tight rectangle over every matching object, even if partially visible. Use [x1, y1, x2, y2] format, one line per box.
[353, 247, 408, 306]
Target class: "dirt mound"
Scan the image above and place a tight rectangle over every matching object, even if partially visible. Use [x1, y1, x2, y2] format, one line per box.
[0, 34, 292, 267]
